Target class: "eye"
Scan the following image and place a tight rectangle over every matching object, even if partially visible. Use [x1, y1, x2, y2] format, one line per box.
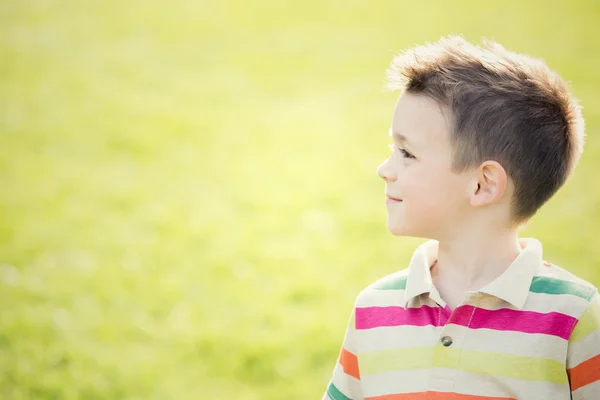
[388, 144, 415, 159]
[399, 149, 415, 159]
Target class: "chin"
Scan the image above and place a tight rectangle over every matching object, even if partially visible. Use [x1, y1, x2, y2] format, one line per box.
[387, 219, 431, 238]
[387, 221, 410, 237]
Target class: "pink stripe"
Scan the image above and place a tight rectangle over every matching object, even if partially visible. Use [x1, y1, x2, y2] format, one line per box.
[355, 305, 576, 339]
[449, 305, 576, 340]
[355, 305, 445, 330]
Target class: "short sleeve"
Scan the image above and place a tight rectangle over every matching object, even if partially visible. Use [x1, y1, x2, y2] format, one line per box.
[322, 307, 363, 400]
[567, 291, 600, 399]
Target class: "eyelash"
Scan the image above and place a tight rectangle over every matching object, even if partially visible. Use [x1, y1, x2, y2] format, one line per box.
[388, 144, 415, 159]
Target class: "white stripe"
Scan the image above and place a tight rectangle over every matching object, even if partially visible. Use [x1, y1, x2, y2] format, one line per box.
[357, 286, 589, 318]
[454, 369, 570, 399]
[360, 368, 431, 397]
[356, 289, 407, 307]
[355, 317, 568, 363]
[474, 291, 589, 317]
[541, 264, 598, 291]
[331, 361, 362, 399]
[568, 328, 600, 367]
[450, 324, 568, 363]
[356, 325, 441, 352]
[572, 379, 600, 399]
[361, 368, 569, 399]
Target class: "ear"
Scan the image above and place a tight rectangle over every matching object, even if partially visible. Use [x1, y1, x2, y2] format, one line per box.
[470, 161, 508, 208]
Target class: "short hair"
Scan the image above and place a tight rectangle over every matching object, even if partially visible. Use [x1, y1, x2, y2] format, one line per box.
[384, 35, 585, 225]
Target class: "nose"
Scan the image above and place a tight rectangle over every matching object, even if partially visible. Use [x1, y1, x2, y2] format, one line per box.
[377, 156, 397, 182]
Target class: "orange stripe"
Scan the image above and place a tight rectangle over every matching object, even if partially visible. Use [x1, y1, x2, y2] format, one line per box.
[339, 347, 360, 379]
[568, 353, 600, 391]
[366, 392, 514, 400]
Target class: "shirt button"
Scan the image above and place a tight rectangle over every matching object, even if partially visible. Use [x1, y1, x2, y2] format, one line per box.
[441, 336, 453, 347]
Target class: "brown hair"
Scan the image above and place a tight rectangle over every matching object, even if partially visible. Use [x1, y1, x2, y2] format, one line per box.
[384, 35, 585, 224]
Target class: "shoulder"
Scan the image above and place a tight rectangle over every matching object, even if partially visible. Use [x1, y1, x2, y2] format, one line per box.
[354, 268, 410, 308]
[528, 261, 598, 327]
[533, 261, 598, 303]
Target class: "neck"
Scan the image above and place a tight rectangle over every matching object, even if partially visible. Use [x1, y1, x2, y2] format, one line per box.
[431, 224, 523, 292]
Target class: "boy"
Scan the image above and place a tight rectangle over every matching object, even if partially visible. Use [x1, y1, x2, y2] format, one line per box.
[323, 35, 600, 400]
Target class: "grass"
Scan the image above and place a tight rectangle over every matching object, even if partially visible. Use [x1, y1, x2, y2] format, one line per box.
[1, 0, 600, 398]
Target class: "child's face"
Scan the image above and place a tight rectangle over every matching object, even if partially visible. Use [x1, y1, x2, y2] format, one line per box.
[377, 92, 472, 239]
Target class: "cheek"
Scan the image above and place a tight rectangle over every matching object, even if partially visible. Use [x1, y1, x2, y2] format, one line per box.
[399, 169, 430, 198]
[402, 169, 457, 209]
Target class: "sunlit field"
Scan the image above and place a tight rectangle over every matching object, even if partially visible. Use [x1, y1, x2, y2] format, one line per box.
[1, 1, 600, 398]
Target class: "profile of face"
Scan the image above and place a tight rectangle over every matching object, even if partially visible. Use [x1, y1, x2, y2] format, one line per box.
[377, 92, 473, 240]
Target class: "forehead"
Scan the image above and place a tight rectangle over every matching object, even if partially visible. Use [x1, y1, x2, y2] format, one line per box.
[390, 92, 451, 148]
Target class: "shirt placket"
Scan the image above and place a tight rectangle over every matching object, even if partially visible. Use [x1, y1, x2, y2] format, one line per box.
[428, 290, 481, 392]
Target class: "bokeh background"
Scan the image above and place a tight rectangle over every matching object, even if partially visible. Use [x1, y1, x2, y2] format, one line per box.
[1, 0, 600, 398]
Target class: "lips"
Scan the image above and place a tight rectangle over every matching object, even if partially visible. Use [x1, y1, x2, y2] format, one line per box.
[386, 195, 403, 202]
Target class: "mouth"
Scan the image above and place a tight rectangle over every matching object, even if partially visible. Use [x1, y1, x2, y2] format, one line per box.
[386, 195, 403, 203]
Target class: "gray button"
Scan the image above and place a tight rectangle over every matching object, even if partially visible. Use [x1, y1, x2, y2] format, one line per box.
[441, 336, 453, 347]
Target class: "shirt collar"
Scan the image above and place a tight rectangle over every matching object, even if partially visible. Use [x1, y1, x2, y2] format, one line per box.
[403, 240, 439, 309]
[478, 238, 543, 309]
[403, 238, 543, 310]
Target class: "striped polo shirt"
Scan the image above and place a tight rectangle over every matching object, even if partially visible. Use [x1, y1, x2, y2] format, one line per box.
[323, 238, 600, 399]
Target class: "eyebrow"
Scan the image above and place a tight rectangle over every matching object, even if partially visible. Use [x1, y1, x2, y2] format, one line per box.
[389, 129, 415, 147]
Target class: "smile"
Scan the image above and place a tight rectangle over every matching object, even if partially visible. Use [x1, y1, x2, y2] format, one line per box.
[386, 197, 403, 204]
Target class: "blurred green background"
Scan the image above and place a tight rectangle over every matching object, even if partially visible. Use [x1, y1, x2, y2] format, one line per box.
[1, 0, 599, 398]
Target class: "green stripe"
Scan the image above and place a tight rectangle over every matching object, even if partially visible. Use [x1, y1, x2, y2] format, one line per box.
[570, 295, 600, 343]
[373, 274, 408, 290]
[529, 276, 595, 300]
[326, 382, 351, 400]
[359, 346, 567, 384]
